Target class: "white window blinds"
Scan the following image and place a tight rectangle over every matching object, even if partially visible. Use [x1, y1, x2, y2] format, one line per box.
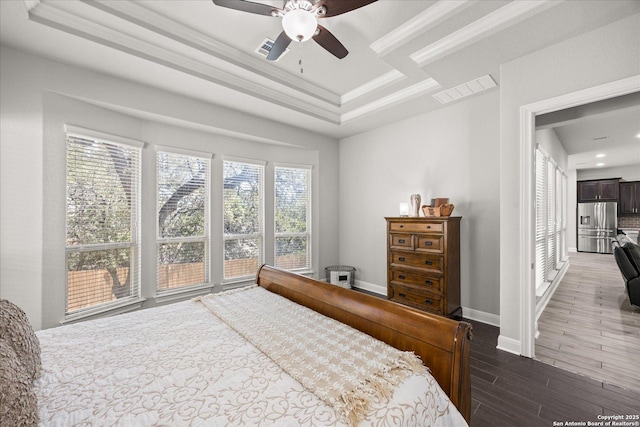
[555, 168, 563, 266]
[535, 146, 568, 294]
[65, 131, 141, 315]
[223, 159, 264, 280]
[157, 149, 211, 292]
[274, 165, 311, 271]
[546, 157, 557, 282]
[535, 149, 547, 291]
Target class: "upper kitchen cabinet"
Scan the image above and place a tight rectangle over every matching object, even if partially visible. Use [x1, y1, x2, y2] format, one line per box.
[619, 181, 640, 214]
[577, 178, 619, 203]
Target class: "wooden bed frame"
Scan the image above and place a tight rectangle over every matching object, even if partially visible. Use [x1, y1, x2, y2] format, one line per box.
[256, 264, 473, 422]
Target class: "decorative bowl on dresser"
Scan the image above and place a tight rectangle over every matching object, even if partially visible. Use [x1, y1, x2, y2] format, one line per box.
[385, 216, 461, 318]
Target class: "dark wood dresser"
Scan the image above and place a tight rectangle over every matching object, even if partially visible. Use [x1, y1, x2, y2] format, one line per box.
[385, 216, 461, 318]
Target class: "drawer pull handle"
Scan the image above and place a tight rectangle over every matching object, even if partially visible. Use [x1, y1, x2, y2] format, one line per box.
[398, 239, 405, 243]
[426, 226, 431, 229]
[399, 293, 406, 298]
[425, 260, 433, 265]
[399, 225, 404, 228]
[425, 241, 433, 246]
[399, 275, 405, 279]
[399, 257, 405, 262]
[425, 299, 433, 305]
[425, 280, 432, 285]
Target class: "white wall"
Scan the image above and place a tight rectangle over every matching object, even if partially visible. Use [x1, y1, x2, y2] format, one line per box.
[339, 90, 501, 321]
[499, 13, 640, 351]
[535, 128, 568, 172]
[1, 46, 340, 330]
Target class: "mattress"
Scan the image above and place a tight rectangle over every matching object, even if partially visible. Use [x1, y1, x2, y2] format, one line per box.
[34, 290, 468, 426]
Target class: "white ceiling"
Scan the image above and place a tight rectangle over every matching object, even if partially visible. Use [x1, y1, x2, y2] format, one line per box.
[1, 0, 639, 144]
[537, 92, 640, 171]
[556, 106, 640, 171]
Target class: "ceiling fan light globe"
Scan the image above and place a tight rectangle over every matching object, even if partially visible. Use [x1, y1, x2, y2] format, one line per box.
[282, 9, 317, 42]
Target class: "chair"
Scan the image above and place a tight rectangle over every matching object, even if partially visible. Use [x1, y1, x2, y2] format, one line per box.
[613, 238, 640, 308]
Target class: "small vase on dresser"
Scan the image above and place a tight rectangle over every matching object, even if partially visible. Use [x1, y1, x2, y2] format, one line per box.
[385, 216, 461, 318]
[410, 194, 421, 217]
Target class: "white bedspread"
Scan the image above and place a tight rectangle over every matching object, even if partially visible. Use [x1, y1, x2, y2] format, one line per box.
[35, 293, 468, 426]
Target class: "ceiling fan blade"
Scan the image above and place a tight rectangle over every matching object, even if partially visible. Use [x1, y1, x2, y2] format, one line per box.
[267, 31, 292, 61]
[211, 0, 280, 16]
[313, 0, 377, 18]
[312, 25, 348, 59]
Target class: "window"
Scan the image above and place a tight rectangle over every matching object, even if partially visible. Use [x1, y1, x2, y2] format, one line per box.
[223, 159, 264, 280]
[560, 173, 567, 262]
[157, 149, 211, 292]
[274, 165, 311, 271]
[546, 157, 557, 282]
[534, 145, 567, 295]
[65, 127, 142, 316]
[534, 148, 547, 292]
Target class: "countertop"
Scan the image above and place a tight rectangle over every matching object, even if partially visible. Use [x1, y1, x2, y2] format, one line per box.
[620, 228, 640, 244]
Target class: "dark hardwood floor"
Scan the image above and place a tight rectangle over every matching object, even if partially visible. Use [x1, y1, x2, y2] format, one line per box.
[467, 319, 640, 426]
[353, 288, 639, 424]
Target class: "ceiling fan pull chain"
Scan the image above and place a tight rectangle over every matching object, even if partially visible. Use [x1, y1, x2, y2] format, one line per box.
[298, 42, 303, 74]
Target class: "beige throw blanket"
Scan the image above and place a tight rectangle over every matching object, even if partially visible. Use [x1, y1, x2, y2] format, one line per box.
[196, 286, 427, 426]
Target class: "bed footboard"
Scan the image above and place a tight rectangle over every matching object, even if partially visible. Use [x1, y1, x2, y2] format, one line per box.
[255, 265, 472, 422]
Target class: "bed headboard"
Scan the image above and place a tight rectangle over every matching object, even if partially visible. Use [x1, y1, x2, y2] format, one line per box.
[255, 264, 472, 422]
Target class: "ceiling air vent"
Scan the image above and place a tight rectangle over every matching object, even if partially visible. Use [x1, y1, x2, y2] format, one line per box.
[255, 38, 289, 61]
[433, 74, 497, 104]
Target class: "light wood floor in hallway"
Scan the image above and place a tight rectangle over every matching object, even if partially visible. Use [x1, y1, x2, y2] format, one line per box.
[536, 251, 640, 394]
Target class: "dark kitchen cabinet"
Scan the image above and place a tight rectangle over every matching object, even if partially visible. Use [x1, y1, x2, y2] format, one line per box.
[577, 179, 619, 203]
[619, 181, 640, 214]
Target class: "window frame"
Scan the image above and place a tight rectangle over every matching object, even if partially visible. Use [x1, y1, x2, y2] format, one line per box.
[63, 125, 144, 321]
[273, 163, 312, 273]
[155, 146, 213, 295]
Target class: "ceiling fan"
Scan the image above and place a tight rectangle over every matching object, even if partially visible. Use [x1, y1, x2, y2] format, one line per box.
[211, 0, 378, 61]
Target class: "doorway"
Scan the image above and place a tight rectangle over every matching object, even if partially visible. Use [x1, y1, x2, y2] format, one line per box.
[518, 75, 640, 359]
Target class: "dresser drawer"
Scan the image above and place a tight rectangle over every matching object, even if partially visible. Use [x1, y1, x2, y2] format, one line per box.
[389, 233, 413, 250]
[389, 221, 444, 234]
[388, 284, 443, 314]
[415, 235, 444, 253]
[390, 269, 442, 293]
[390, 251, 443, 273]
[386, 217, 460, 318]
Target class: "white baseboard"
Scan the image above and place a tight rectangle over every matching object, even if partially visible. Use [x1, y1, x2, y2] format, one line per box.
[352, 280, 386, 296]
[496, 335, 521, 355]
[462, 307, 500, 326]
[568, 247, 577, 252]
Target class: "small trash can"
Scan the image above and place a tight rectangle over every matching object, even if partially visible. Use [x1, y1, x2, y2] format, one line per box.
[325, 265, 356, 289]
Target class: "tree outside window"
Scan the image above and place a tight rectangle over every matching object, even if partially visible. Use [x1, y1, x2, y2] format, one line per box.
[157, 151, 210, 291]
[65, 135, 141, 314]
[223, 160, 264, 280]
[275, 166, 311, 271]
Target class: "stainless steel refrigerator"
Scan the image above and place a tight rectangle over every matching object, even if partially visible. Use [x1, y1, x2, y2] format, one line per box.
[577, 202, 617, 254]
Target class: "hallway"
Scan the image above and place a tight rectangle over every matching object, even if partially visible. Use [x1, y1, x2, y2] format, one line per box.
[536, 251, 640, 393]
